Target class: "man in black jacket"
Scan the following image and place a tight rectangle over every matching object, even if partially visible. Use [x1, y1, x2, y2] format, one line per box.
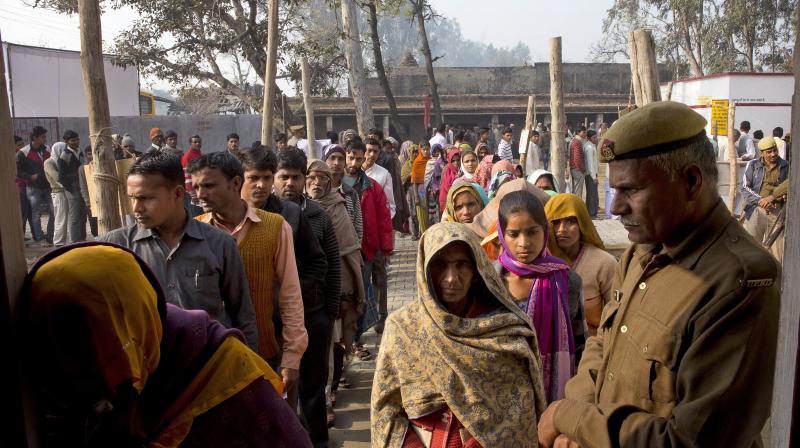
[16, 126, 53, 244]
[274, 148, 341, 448]
[57, 130, 88, 243]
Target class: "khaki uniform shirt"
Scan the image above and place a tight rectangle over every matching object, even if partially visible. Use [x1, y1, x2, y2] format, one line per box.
[759, 162, 781, 197]
[553, 200, 780, 447]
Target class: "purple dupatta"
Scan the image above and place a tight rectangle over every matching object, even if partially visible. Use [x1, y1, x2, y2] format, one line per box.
[497, 220, 576, 403]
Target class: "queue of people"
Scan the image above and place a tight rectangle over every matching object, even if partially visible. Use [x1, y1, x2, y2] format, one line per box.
[14, 103, 782, 448]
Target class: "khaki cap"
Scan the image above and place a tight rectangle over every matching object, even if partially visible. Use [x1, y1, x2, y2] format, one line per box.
[758, 137, 778, 151]
[599, 101, 708, 162]
[289, 124, 305, 132]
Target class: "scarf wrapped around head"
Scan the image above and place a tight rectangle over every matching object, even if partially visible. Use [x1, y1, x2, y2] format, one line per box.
[488, 171, 515, 199]
[496, 197, 575, 403]
[21, 243, 284, 446]
[527, 169, 560, 196]
[399, 140, 414, 164]
[439, 148, 463, 211]
[474, 154, 495, 190]
[544, 193, 605, 265]
[459, 149, 478, 181]
[401, 145, 419, 183]
[445, 180, 488, 222]
[371, 222, 546, 447]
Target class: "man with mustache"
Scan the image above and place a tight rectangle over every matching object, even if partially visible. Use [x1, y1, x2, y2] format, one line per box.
[538, 102, 780, 448]
[740, 137, 789, 262]
[99, 150, 259, 351]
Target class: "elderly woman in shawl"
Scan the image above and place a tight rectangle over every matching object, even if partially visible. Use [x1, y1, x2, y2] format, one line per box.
[372, 222, 546, 447]
[443, 180, 488, 224]
[19, 243, 310, 447]
[545, 193, 617, 336]
[493, 191, 586, 404]
[438, 147, 462, 211]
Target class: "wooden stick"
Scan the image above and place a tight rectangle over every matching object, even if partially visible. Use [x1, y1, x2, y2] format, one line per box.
[300, 57, 316, 159]
[261, 0, 279, 149]
[726, 104, 737, 212]
[519, 94, 535, 173]
[78, 0, 121, 233]
[549, 37, 567, 191]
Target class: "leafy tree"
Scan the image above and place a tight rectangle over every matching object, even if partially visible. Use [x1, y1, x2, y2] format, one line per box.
[592, 0, 796, 77]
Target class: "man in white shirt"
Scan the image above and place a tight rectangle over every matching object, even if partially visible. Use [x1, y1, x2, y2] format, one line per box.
[772, 127, 787, 160]
[584, 130, 600, 218]
[429, 123, 448, 149]
[738, 121, 757, 160]
[521, 130, 541, 175]
[364, 138, 396, 218]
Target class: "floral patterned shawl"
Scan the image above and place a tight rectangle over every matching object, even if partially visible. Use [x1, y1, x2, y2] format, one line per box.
[371, 222, 546, 447]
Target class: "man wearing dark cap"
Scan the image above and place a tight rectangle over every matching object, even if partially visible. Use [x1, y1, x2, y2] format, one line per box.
[538, 101, 780, 448]
[741, 137, 789, 262]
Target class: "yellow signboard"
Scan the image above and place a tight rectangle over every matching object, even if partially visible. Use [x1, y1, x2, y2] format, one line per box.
[710, 99, 729, 136]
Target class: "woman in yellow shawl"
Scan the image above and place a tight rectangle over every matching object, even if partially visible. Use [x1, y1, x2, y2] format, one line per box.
[19, 243, 310, 447]
[372, 222, 546, 447]
[544, 193, 617, 335]
[443, 180, 488, 224]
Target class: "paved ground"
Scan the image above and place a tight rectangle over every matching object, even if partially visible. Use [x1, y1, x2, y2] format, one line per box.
[328, 233, 418, 447]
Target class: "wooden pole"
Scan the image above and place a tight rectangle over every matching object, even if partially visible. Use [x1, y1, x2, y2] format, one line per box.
[665, 81, 674, 101]
[261, 0, 279, 150]
[78, 0, 121, 233]
[341, 0, 375, 136]
[300, 57, 317, 159]
[0, 30, 35, 448]
[519, 95, 535, 173]
[726, 104, 737, 212]
[770, 5, 800, 443]
[549, 37, 567, 192]
[629, 29, 661, 107]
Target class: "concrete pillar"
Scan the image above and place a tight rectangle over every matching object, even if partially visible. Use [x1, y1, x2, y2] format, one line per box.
[597, 113, 604, 126]
[326, 115, 333, 132]
[383, 115, 390, 138]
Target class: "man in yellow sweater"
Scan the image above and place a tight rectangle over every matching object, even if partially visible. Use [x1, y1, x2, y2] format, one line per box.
[188, 151, 308, 394]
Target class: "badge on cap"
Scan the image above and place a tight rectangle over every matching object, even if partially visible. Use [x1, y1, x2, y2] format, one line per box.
[600, 138, 616, 162]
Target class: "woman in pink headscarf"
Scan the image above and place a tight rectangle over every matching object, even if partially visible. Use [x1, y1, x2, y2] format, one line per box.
[474, 154, 496, 191]
[438, 147, 462, 211]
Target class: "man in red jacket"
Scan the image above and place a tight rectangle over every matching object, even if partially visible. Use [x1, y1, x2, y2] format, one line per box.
[343, 140, 393, 337]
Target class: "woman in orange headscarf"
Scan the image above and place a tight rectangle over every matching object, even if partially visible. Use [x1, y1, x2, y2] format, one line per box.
[544, 194, 617, 335]
[410, 143, 431, 235]
[20, 243, 310, 447]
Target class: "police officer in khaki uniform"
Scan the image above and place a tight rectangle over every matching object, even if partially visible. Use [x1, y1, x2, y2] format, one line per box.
[537, 101, 780, 448]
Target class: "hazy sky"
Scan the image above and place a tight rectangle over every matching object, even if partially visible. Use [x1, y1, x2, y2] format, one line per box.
[0, 0, 614, 90]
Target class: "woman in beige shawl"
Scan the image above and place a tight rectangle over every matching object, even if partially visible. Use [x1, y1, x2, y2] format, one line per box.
[306, 159, 366, 417]
[371, 221, 546, 447]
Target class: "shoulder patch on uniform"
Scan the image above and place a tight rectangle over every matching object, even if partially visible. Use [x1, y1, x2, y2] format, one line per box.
[743, 278, 774, 288]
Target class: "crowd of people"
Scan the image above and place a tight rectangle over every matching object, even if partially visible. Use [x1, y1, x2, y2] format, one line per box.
[13, 100, 785, 447]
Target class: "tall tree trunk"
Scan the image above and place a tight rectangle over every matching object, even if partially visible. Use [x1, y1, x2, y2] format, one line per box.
[549, 37, 567, 192]
[261, 0, 279, 149]
[412, 0, 443, 128]
[366, 0, 404, 139]
[78, 0, 121, 233]
[341, 0, 376, 136]
[629, 29, 662, 107]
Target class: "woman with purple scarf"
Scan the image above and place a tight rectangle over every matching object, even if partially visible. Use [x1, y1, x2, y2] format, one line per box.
[494, 190, 586, 403]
